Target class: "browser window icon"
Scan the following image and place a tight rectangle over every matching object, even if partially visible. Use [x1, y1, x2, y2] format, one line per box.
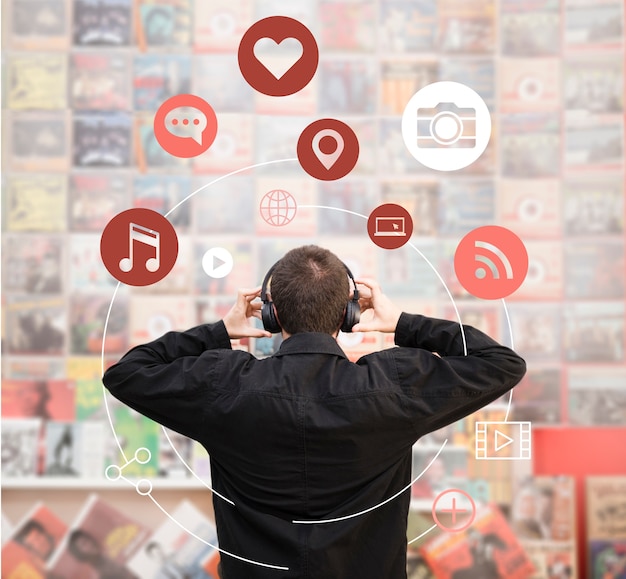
[374, 217, 406, 237]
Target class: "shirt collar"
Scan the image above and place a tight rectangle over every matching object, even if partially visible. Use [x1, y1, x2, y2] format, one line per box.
[274, 332, 348, 359]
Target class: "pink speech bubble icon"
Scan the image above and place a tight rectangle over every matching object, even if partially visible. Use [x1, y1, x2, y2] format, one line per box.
[154, 94, 218, 158]
[164, 106, 207, 145]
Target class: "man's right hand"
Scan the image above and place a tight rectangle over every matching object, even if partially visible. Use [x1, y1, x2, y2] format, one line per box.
[223, 287, 273, 340]
[352, 278, 402, 334]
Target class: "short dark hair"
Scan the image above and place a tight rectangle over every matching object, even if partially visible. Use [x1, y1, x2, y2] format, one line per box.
[270, 245, 350, 335]
[145, 541, 162, 555]
[14, 520, 55, 559]
[68, 529, 100, 562]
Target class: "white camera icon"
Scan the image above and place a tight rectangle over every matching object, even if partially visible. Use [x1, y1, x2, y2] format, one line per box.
[416, 103, 477, 149]
[402, 82, 491, 171]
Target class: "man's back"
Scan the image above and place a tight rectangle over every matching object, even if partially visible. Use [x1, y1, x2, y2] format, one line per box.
[206, 334, 413, 578]
[104, 312, 525, 578]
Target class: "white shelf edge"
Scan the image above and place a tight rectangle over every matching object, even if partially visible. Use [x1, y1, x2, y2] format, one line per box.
[1, 478, 212, 490]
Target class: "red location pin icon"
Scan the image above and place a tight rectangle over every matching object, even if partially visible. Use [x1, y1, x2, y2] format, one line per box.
[297, 119, 359, 181]
[312, 129, 345, 170]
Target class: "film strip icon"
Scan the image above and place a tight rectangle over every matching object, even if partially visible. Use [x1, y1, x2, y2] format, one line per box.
[475, 421, 532, 460]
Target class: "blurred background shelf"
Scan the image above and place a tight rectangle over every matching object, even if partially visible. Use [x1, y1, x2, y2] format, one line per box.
[1, 477, 211, 490]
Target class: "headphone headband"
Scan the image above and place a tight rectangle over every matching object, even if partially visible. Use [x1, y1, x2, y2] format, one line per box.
[260, 261, 278, 304]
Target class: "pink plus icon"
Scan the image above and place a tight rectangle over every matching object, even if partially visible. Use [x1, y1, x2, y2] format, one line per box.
[432, 489, 476, 532]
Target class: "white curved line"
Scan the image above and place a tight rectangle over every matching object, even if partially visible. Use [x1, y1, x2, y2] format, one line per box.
[100, 288, 235, 505]
[295, 209, 469, 356]
[162, 428, 234, 506]
[101, 282, 127, 459]
[408, 523, 438, 545]
[502, 299, 514, 422]
[147, 493, 289, 571]
[292, 440, 448, 524]
[298, 204, 367, 219]
[406, 241, 468, 357]
[164, 158, 298, 218]
[102, 190, 490, 540]
[286, 210, 468, 526]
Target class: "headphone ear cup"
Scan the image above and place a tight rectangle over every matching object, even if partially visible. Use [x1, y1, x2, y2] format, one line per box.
[262, 301, 281, 334]
[341, 299, 360, 333]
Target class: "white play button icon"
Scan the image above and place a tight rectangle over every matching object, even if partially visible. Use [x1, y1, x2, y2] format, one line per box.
[202, 247, 233, 279]
[494, 429, 514, 452]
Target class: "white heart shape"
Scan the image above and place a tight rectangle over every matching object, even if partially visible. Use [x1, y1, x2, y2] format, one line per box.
[253, 37, 304, 80]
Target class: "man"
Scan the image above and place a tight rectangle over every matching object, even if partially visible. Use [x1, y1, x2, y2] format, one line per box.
[17, 309, 64, 353]
[144, 541, 194, 579]
[45, 424, 79, 476]
[16, 380, 51, 419]
[103, 245, 526, 579]
[13, 519, 56, 562]
[25, 252, 62, 293]
[67, 529, 138, 579]
[144, 541, 208, 579]
[451, 529, 507, 579]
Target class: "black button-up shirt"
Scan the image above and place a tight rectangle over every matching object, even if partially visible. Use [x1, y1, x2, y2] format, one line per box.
[103, 313, 526, 579]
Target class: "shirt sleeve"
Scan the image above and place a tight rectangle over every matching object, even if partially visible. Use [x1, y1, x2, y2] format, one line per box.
[102, 321, 232, 441]
[391, 312, 526, 435]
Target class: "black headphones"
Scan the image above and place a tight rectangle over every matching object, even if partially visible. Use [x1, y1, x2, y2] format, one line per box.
[260, 259, 360, 334]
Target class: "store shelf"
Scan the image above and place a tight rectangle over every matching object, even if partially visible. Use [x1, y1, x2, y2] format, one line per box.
[1, 477, 212, 491]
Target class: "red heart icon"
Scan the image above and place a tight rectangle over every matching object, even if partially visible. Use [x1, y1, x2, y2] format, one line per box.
[238, 16, 319, 97]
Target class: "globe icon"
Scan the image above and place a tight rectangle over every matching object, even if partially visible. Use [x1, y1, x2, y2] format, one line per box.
[260, 189, 297, 227]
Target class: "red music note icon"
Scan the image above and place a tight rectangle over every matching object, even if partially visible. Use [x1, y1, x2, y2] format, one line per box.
[118, 223, 161, 273]
[100, 208, 178, 287]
